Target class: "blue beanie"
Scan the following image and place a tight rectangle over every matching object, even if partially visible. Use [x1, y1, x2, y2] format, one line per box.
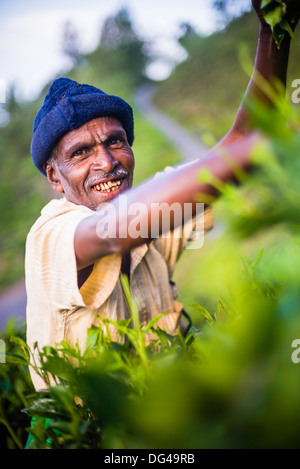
[31, 77, 134, 176]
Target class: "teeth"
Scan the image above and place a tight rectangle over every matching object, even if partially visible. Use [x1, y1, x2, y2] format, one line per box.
[93, 179, 122, 192]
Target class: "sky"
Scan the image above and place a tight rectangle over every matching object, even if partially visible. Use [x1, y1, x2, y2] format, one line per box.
[0, 0, 250, 102]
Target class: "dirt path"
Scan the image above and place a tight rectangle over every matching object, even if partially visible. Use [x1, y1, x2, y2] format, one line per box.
[0, 279, 27, 329]
[134, 84, 209, 161]
[0, 84, 213, 331]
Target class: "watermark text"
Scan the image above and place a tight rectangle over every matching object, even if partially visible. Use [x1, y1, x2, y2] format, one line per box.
[0, 339, 6, 363]
[96, 196, 205, 250]
[291, 79, 300, 104]
[291, 339, 300, 364]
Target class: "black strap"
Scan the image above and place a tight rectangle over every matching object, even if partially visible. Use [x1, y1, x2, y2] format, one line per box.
[169, 280, 192, 336]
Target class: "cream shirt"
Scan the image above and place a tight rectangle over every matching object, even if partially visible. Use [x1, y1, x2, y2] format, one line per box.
[25, 197, 213, 389]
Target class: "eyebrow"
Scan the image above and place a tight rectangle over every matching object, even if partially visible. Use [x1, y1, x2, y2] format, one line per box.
[62, 126, 127, 156]
[62, 139, 93, 157]
[100, 129, 127, 143]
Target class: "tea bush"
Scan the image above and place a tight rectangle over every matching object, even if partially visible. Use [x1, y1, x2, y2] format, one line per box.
[2, 85, 300, 448]
[2, 5, 300, 448]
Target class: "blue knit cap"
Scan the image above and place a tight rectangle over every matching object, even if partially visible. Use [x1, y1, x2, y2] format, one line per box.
[31, 77, 134, 176]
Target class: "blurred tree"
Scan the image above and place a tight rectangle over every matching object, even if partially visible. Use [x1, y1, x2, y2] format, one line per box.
[212, 0, 251, 24]
[62, 21, 82, 65]
[179, 22, 198, 40]
[178, 21, 199, 49]
[97, 7, 148, 86]
[5, 85, 20, 116]
[100, 8, 138, 49]
[213, 0, 228, 14]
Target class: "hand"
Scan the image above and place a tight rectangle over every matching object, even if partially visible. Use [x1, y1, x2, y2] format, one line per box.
[252, 0, 300, 30]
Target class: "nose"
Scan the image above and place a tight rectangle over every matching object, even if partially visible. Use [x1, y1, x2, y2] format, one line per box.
[92, 145, 118, 173]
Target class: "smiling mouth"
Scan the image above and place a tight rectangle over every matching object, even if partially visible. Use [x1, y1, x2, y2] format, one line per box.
[91, 177, 125, 194]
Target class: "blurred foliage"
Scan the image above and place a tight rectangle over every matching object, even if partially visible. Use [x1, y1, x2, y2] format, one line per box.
[62, 20, 83, 66]
[0, 7, 180, 292]
[154, 10, 300, 141]
[0, 97, 50, 289]
[2, 5, 300, 450]
[2, 83, 300, 448]
[261, 0, 299, 48]
[0, 319, 33, 449]
[212, 0, 251, 24]
[76, 7, 148, 95]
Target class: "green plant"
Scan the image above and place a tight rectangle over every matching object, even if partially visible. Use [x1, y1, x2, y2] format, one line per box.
[261, 0, 299, 47]
[2, 7, 300, 450]
[2, 77, 300, 449]
[0, 320, 34, 449]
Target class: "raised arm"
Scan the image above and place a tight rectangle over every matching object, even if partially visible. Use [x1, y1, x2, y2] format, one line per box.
[74, 133, 259, 270]
[74, 2, 299, 270]
[221, 0, 300, 145]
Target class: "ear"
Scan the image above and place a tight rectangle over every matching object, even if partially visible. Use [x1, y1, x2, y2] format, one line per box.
[43, 162, 64, 194]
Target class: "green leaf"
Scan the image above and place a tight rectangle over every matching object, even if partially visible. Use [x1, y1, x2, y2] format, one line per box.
[120, 274, 140, 329]
[190, 304, 215, 324]
[143, 313, 165, 333]
[264, 5, 283, 28]
[10, 336, 31, 362]
[47, 420, 71, 436]
[42, 345, 59, 357]
[279, 18, 297, 41]
[261, 0, 283, 10]
[27, 398, 71, 420]
[261, 0, 298, 47]
[25, 419, 49, 447]
[41, 356, 73, 381]
[152, 328, 176, 343]
[85, 328, 100, 349]
[5, 352, 29, 365]
[272, 24, 287, 46]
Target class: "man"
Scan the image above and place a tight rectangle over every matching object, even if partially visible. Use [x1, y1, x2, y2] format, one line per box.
[26, 0, 299, 390]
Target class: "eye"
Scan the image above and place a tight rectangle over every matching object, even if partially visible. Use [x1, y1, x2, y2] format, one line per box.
[71, 146, 90, 158]
[107, 136, 125, 148]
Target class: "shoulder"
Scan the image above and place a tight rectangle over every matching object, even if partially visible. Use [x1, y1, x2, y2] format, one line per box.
[27, 197, 93, 239]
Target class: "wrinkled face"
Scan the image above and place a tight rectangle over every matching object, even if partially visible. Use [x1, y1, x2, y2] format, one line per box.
[44, 117, 135, 210]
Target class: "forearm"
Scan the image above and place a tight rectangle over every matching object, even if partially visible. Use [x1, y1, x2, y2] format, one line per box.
[229, 20, 292, 138]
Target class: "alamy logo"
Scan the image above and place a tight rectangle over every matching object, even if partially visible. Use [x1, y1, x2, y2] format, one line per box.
[291, 339, 300, 364]
[291, 79, 300, 104]
[0, 339, 5, 363]
[95, 197, 205, 250]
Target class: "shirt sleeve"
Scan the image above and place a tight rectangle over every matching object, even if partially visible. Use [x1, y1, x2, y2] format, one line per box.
[26, 204, 98, 312]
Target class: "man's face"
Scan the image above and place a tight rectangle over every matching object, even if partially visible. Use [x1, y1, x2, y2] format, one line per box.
[44, 117, 135, 210]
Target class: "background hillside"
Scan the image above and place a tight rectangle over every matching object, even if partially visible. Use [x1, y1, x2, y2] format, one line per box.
[153, 10, 300, 318]
[154, 10, 300, 141]
[1, 7, 299, 316]
[2, 4, 300, 449]
[0, 8, 182, 291]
